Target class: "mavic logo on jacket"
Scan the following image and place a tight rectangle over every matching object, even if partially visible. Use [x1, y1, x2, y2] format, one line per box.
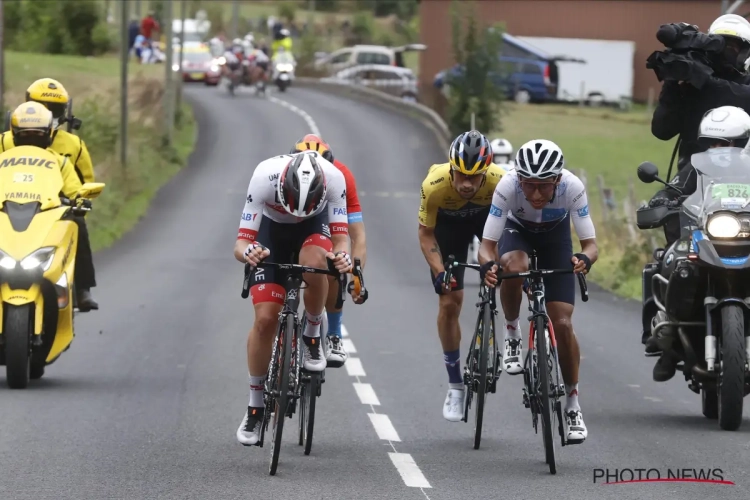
[0, 157, 55, 169]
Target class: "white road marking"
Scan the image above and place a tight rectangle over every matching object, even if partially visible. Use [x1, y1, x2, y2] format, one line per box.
[368, 413, 401, 442]
[345, 357, 366, 377]
[353, 382, 380, 405]
[342, 338, 357, 353]
[264, 95, 431, 495]
[389, 453, 432, 488]
[644, 396, 663, 402]
[627, 384, 640, 389]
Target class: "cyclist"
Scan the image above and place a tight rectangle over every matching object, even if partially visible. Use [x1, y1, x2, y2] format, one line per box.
[290, 134, 367, 367]
[234, 151, 352, 446]
[478, 139, 598, 443]
[418, 130, 505, 422]
[2, 78, 99, 311]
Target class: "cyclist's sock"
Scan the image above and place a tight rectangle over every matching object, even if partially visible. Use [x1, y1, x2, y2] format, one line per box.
[304, 311, 324, 338]
[327, 310, 343, 339]
[504, 317, 521, 339]
[565, 383, 580, 412]
[248, 374, 265, 407]
[443, 349, 462, 384]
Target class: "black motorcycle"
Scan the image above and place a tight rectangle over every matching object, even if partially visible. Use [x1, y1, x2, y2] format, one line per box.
[636, 148, 750, 431]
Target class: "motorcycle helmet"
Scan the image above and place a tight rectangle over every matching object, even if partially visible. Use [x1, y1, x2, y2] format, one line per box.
[698, 105, 750, 148]
[708, 14, 750, 73]
[277, 152, 327, 218]
[448, 130, 492, 175]
[11, 101, 54, 149]
[489, 138, 513, 165]
[26, 78, 69, 120]
[514, 139, 565, 180]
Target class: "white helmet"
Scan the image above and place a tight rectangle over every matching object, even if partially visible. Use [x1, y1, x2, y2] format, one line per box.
[709, 14, 750, 43]
[490, 138, 513, 164]
[233, 38, 243, 45]
[514, 139, 565, 180]
[698, 106, 750, 148]
[277, 153, 328, 218]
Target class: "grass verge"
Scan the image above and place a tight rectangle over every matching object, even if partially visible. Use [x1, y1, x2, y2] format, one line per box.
[491, 103, 675, 299]
[4, 51, 196, 252]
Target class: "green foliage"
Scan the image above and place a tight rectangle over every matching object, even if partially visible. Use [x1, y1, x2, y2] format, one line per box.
[348, 11, 375, 45]
[278, 2, 297, 23]
[6, 0, 113, 56]
[204, 4, 226, 37]
[315, 0, 339, 13]
[296, 29, 326, 77]
[446, 1, 504, 136]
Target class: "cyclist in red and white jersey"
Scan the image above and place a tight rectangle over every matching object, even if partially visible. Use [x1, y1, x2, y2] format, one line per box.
[290, 134, 367, 367]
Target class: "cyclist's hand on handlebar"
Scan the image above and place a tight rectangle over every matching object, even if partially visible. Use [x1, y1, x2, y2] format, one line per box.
[244, 243, 269, 266]
[327, 250, 353, 273]
[433, 271, 456, 294]
[480, 261, 498, 287]
[571, 253, 592, 274]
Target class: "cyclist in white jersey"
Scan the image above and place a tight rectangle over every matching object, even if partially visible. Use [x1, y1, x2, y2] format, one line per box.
[478, 139, 598, 444]
[233, 151, 353, 447]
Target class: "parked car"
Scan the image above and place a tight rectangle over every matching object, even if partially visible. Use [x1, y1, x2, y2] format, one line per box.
[172, 45, 221, 85]
[324, 64, 419, 102]
[314, 44, 426, 75]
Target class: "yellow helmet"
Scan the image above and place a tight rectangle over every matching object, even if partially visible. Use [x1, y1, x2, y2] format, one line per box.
[11, 102, 54, 148]
[25, 78, 69, 119]
[448, 130, 493, 175]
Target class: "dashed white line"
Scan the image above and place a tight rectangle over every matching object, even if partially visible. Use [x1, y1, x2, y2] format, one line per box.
[353, 382, 381, 405]
[389, 453, 432, 488]
[369, 413, 402, 442]
[644, 396, 663, 402]
[345, 357, 366, 377]
[342, 338, 357, 353]
[341, 324, 350, 337]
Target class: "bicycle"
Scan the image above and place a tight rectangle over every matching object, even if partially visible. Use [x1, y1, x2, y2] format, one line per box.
[493, 249, 588, 474]
[443, 255, 500, 450]
[240, 256, 365, 475]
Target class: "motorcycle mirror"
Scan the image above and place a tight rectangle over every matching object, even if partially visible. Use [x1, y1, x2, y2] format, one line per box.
[637, 161, 660, 184]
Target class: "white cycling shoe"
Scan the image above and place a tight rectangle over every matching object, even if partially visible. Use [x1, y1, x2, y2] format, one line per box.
[302, 336, 327, 372]
[564, 409, 587, 444]
[503, 338, 523, 375]
[325, 335, 348, 368]
[236, 406, 264, 446]
[442, 388, 465, 422]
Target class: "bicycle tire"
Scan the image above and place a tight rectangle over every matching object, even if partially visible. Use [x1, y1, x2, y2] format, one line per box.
[536, 315, 556, 474]
[303, 373, 319, 455]
[298, 377, 307, 446]
[474, 302, 491, 450]
[269, 314, 294, 476]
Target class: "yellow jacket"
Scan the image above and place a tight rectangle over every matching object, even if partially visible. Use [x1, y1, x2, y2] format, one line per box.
[0, 143, 82, 199]
[0, 129, 95, 183]
[271, 37, 293, 56]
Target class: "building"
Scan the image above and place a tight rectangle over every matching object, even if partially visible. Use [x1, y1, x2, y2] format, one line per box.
[419, 0, 729, 105]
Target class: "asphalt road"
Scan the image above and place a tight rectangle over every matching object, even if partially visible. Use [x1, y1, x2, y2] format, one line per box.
[2, 83, 749, 500]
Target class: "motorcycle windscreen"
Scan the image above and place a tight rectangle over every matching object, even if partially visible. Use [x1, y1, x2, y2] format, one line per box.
[687, 147, 750, 219]
[0, 154, 64, 209]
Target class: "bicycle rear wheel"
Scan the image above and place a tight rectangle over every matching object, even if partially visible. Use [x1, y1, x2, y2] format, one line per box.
[474, 303, 491, 450]
[535, 316, 556, 474]
[269, 314, 294, 476]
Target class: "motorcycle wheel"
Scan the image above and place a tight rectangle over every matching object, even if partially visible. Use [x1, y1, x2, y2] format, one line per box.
[718, 304, 745, 431]
[5, 304, 33, 389]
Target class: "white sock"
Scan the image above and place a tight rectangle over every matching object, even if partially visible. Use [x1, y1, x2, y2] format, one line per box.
[565, 383, 580, 412]
[248, 375, 265, 408]
[304, 310, 324, 338]
[449, 383, 464, 391]
[504, 317, 521, 339]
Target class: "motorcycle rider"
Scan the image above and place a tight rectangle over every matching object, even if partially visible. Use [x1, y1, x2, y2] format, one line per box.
[643, 13, 750, 349]
[490, 138, 514, 167]
[1, 79, 99, 311]
[647, 105, 750, 381]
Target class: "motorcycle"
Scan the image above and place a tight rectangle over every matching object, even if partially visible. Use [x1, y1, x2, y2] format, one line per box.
[271, 53, 296, 92]
[0, 158, 105, 388]
[636, 148, 750, 430]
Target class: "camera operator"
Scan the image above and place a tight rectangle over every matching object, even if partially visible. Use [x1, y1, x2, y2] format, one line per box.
[641, 14, 750, 354]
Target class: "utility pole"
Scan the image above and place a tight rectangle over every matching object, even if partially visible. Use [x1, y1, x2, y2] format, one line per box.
[163, 0, 175, 145]
[176, 0, 186, 112]
[231, 0, 239, 39]
[120, 0, 129, 169]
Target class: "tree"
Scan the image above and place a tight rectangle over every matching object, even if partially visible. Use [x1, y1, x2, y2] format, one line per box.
[445, 1, 505, 136]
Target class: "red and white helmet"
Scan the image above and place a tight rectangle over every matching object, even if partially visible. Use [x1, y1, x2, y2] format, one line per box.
[277, 153, 327, 217]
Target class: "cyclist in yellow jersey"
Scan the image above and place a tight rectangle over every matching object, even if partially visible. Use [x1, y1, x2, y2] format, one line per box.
[1, 79, 99, 311]
[418, 130, 504, 422]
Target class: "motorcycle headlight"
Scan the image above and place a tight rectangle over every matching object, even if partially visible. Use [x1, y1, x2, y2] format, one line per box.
[210, 64, 219, 72]
[217, 56, 226, 65]
[276, 63, 293, 72]
[172, 63, 180, 72]
[0, 250, 16, 270]
[20, 247, 56, 271]
[707, 214, 741, 238]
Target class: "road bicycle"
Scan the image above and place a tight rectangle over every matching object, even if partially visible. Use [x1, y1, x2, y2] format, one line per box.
[240, 256, 365, 475]
[495, 249, 588, 474]
[443, 255, 500, 450]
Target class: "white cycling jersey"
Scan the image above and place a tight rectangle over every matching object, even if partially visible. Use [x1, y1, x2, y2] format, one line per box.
[237, 152, 349, 242]
[482, 169, 596, 241]
[252, 49, 269, 64]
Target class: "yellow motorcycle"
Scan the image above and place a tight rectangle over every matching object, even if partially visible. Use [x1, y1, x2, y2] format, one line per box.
[0, 155, 104, 388]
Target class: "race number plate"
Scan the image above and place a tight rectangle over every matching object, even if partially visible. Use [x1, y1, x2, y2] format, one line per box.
[712, 183, 750, 199]
[13, 173, 34, 183]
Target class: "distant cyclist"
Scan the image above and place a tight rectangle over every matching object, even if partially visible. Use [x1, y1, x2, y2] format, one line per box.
[418, 130, 505, 422]
[478, 139, 598, 443]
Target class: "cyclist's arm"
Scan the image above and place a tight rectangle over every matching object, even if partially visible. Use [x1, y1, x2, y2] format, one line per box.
[479, 176, 512, 265]
[569, 182, 599, 266]
[327, 169, 350, 255]
[417, 180, 444, 275]
[233, 171, 266, 263]
[343, 165, 366, 268]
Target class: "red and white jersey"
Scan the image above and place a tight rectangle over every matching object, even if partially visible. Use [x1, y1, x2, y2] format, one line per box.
[237, 152, 349, 242]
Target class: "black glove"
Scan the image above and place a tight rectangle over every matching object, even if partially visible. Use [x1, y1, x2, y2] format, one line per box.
[479, 261, 496, 283]
[648, 196, 670, 208]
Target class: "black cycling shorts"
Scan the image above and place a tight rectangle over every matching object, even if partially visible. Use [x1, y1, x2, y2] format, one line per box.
[498, 215, 575, 305]
[429, 208, 489, 292]
[250, 211, 332, 305]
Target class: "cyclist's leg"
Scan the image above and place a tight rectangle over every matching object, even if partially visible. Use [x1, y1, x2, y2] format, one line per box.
[497, 221, 532, 375]
[432, 219, 471, 421]
[297, 212, 332, 372]
[324, 274, 348, 366]
[238, 218, 286, 446]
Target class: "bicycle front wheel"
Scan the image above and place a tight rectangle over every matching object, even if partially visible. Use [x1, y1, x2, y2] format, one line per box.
[474, 303, 491, 450]
[269, 314, 294, 476]
[303, 372, 320, 455]
[535, 315, 556, 474]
